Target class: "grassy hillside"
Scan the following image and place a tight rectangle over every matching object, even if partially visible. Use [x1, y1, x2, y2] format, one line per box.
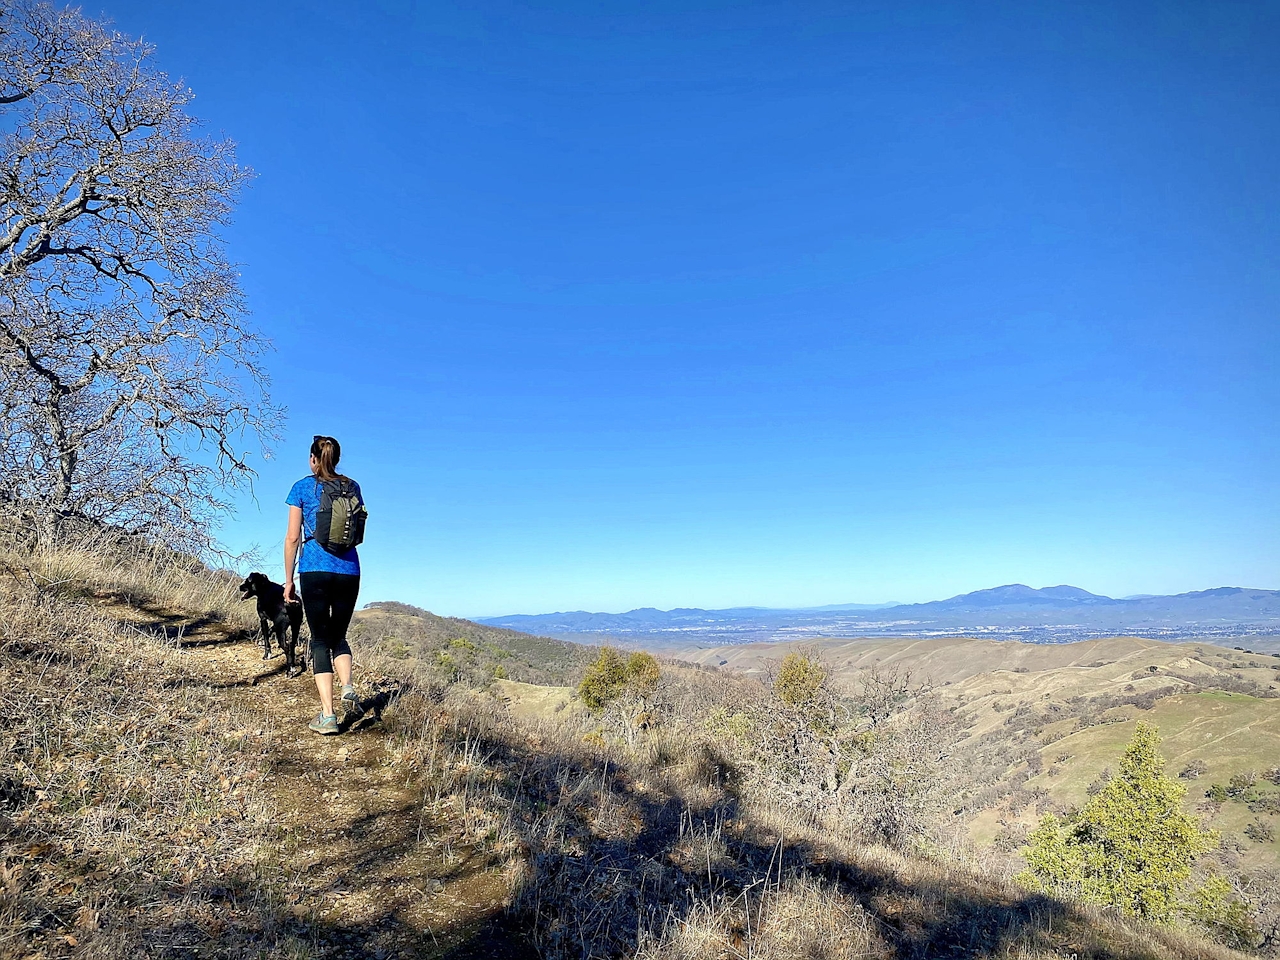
[677, 634, 1280, 690]
[351, 600, 595, 687]
[2, 538, 1270, 958]
[1022, 691, 1279, 831]
[678, 632, 1280, 940]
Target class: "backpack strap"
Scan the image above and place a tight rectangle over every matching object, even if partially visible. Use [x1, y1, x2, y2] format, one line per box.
[301, 476, 323, 544]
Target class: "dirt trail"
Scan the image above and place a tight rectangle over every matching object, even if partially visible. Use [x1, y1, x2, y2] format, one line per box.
[109, 605, 530, 960]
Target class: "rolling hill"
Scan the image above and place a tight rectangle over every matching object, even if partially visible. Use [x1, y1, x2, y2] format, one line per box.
[676, 633, 1280, 874]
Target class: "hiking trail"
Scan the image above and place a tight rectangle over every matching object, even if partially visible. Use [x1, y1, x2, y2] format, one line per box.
[106, 602, 531, 960]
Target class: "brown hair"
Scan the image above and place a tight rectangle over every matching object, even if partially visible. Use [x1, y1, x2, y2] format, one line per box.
[310, 435, 342, 481]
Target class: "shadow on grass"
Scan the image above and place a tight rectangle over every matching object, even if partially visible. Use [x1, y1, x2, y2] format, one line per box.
[71, 604, 1176, 959]
[353, 719, 1177, 960]
[10, 699, 1181, 960]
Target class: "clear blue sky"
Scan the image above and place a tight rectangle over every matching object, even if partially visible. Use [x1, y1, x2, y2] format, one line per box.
[99, 0, 1279, 617]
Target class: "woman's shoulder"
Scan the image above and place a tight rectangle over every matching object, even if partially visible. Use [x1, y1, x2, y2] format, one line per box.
[286, 475, 319, 502]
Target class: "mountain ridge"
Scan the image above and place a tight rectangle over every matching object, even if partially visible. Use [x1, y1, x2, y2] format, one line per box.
[479, 583, 1280, 646]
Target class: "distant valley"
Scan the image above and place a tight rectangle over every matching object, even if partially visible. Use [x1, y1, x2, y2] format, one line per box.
[479, 583, 1280, 648]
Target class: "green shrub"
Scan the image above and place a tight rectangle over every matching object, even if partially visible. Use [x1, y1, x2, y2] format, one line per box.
[704, 706, 753, 741]
[625, 651, 660, 696]
[578, 647, 661, 713]
[1226, 771, 1258, 801]
[1184, 875, 1260, 951]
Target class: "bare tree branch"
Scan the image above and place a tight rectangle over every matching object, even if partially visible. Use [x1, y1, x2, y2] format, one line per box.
[0, 0, 277, 551]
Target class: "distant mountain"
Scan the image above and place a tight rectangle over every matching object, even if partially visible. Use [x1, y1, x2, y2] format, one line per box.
[921, 584, 1112, 610]
[804, 601, 902, 611]
[478, 584, 1280, 647]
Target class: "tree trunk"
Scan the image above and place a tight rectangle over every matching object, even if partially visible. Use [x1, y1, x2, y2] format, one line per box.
[42, 386, 75, 539]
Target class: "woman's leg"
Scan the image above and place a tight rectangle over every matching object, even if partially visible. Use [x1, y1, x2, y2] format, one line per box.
[327, 575, 361, 691]
[299, 572, 337, 717]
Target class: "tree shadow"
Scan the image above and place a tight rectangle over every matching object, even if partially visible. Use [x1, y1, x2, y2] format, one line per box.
[74, 603, 1177, 960]
[60, 702, 1176, 960]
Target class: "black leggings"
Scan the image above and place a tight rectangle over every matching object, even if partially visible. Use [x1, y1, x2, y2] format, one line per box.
[299, 571, 359, 675]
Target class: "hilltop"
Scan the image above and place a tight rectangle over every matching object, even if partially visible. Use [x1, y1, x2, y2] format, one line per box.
[352, 600, 593, 686]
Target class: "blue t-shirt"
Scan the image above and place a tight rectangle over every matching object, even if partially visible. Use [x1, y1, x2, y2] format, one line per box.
[287, 475, 363, 576]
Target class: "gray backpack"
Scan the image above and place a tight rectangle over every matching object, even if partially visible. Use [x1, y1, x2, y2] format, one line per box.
[307, 477, 367, 555]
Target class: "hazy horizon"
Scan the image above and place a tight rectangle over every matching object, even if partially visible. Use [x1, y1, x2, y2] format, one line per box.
[462, 581, 1280, 623]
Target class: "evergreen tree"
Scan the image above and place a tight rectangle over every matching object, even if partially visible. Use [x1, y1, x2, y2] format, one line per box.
[1019, 721, 1217, 920]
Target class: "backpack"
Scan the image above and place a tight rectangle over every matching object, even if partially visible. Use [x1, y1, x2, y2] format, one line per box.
[307, 477, 367, 555]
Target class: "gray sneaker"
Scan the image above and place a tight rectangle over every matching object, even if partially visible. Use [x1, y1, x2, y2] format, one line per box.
[308, 712, 339, 735]
[340, 684, 360, 717]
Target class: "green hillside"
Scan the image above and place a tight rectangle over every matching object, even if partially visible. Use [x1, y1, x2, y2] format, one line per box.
[351, 600, 595, 687]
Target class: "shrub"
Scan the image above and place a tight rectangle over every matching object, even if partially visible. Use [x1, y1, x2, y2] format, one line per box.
[1183, 875, 1261, 951]
[1244, 820, 1275, 844]
[1085, 767, 1112, 797]
[1207, 783, 1229, 803]
[1018, 722, 1217, 921]
[626, 650, 660, 696]
[577, 647, 660, 713]
[773, 652, 826, 706]
[578, 647, 629, 711]
[1227, 771, 1258, 801]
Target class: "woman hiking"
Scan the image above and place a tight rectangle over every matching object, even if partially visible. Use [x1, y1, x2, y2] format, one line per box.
[283, 435, 368, 735]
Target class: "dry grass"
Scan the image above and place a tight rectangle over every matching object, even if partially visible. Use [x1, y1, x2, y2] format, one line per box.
[0, 541, 307, 959]
[0, 531, 1264, 960]
[370, 654, 1256, 960]
[636, 873, 884, 960]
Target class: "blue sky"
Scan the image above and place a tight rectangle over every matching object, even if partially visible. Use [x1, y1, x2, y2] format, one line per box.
[98, 0, 1279, 617]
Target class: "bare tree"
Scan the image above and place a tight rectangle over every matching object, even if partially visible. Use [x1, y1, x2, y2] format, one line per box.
[752, 655, 960, 847]
[0, 0, 276, 548]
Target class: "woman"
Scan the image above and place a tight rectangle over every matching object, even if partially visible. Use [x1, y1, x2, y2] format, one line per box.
[283, 435, 365, 735]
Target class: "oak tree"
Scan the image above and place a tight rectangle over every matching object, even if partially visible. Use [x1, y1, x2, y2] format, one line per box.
[0, 0, 275, 548]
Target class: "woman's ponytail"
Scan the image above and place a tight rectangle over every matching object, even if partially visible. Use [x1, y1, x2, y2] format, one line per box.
[310, 435, 342, 481]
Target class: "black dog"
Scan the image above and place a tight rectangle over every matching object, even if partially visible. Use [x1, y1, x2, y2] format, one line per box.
[238, 572, 304, 676]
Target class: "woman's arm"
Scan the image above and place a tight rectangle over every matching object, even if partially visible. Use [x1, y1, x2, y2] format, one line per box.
[283, 505, 303, 603]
